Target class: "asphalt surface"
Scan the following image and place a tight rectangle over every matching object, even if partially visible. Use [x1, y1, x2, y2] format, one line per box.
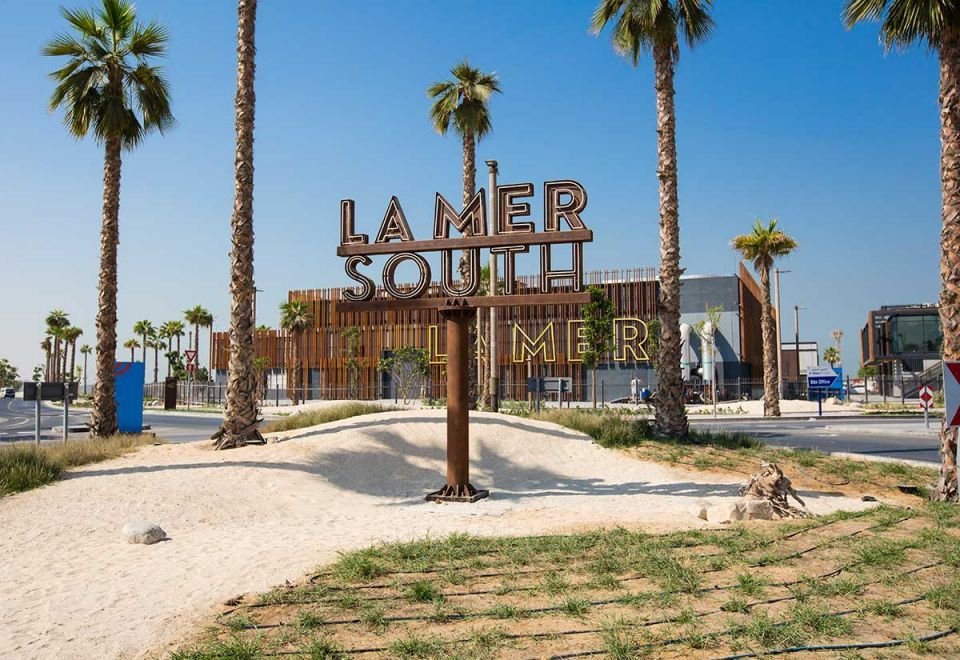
[0, 396, 944, 464]
[0, 397, 222, 444]
[690, 416, 941, 464]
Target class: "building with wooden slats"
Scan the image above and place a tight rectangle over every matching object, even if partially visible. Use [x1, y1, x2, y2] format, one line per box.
[212, 265, 767, 402]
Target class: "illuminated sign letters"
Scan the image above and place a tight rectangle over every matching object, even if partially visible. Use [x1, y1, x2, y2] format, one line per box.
[336, 181, 593, 308]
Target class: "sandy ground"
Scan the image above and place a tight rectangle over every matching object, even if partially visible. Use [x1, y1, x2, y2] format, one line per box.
[0, 410, 873, 659]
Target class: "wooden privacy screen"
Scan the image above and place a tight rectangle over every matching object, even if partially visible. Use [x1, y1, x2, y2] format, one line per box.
[213, 268, 658, 401]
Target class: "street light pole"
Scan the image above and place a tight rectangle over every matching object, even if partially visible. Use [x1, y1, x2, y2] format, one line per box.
[486, 160, 499, 412]
[774, 269, 790, 398]
[794, 305, 803, 397]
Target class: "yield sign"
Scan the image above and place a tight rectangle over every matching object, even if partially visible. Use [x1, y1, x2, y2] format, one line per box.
[919, 385, 934, 410]
[184, 349, 198, 366]
[945, 362, 960, 428]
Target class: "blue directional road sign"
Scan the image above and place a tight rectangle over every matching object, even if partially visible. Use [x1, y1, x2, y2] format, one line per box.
[806, 365, 840, 390]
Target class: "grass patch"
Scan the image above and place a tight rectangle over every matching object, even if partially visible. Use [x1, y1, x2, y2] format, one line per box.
[0, 434, 156, 496]
[172, 506, 960, 658]
[524, 408, 936, 499]
[262, 402, 397, 433]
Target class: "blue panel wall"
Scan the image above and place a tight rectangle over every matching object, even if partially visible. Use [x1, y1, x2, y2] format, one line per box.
[114, 361, 144, 433]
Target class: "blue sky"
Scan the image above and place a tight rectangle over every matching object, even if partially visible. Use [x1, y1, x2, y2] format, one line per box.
[0, 0, 941, 378]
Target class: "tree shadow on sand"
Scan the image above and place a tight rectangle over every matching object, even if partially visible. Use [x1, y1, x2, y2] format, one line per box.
[68, 417, 848, 507]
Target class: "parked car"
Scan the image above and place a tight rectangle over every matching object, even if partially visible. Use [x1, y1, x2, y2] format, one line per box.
[2, 387, 15, 399]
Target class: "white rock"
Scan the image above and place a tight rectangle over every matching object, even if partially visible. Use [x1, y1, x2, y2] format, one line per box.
[690, 500, 709, 521]
[122, 521, 167, 545]
[705, 498, 777, 523]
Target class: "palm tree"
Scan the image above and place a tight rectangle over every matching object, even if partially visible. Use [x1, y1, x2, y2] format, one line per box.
[732, 219, 798, 418]
[45, 309, 70, 381]
[63, 327, 84, 383]
[844, 0, 960, 500]
[40, 337, 53, 380]
[123, 338, 140, 362]
[44, 0, 174, 436]
[80, 344, 92, 394]
[216, 0, 261, 450]
[148, 336, 162, 383]
[133, 320, 154, 367]
[592, 0, 714, 439]
[183, 305, 209, 356]
[279, 300, 313, 407]
[823, 347, 840, 368]
[200, 309, 214, 381]
[427, 60, 501, 407]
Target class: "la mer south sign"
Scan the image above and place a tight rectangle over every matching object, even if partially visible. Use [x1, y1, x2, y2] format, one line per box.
[336, 180, 593, 308]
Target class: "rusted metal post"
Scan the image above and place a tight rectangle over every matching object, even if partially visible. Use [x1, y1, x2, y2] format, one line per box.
[426, 306, 489, 503]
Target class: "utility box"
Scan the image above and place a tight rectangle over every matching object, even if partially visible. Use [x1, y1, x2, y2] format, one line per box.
[114, 362, 145, 434]
[164, 377, 178, 410]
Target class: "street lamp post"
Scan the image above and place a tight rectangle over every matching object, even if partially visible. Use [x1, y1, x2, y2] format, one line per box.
[774, 269, 790, 397]
[794, 305, 806, 398]
[486, 160, 499, 412]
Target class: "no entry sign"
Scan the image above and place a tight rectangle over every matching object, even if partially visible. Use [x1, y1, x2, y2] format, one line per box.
[946, 362, 960, 428]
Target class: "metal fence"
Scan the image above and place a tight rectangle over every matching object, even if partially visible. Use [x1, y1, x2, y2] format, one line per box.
[141, 368, 946, 409]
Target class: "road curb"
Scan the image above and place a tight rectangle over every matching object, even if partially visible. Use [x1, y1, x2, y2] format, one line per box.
[769, 444, 938, 469]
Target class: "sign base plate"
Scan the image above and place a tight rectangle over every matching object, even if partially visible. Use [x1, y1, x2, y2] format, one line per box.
[426, 483, 490, 504]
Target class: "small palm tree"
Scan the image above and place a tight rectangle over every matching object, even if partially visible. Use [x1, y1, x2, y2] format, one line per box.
[40, 337, 53, 380]
[592, 0, 714, 439]
[133, 320, 154, 365]
[200, 310, 214, 380]
[823, 347, 840, 368]
[45, 309, 70, 381]
[44, 0, 173, 436]
[279, 300, 313, 406]
[732, 219, 798, 417]
[844, 0, 960, 501]
[123, 338, 140, 362]
[184, 306, 209, 356]
[62, 327, 84, 383]
[79, 344, 92, 393]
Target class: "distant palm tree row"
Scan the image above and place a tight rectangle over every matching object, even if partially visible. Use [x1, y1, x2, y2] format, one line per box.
[41, 309, 87, 384]
[121, 306, 212, 383]
[41, 306, 211, 390]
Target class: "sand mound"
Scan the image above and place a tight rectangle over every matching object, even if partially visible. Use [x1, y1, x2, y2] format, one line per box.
[0, 410, 871, 659]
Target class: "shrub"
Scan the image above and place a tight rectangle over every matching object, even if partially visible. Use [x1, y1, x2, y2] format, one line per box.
[263, 402, 396, 433]
[0, 434, 155, 496]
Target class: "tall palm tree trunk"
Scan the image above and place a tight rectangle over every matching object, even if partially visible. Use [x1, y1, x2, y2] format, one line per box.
[90, 135, 122, 437]
[61, 340, 68, 381]
[153, 345, 159, 383]
[53, 339, 61, 382]
[292, 333, 301, 406]
[758, 267, 781, 417]
[217, 0, 262, 449]
[935, 29, 960, 501]
[652, 41, 688, 439]
[461, 130, 484, 408]
[69, 340, 77, 383]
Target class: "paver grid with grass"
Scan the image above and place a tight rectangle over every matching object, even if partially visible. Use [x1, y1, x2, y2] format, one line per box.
[171, 503, 960, 659]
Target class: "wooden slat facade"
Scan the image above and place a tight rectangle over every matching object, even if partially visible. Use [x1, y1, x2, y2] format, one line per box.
[213, 268, 659, 401]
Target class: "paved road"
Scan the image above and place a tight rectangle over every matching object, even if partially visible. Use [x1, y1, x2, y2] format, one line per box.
[0, 397, 223, 444]
[690, 417, 941, 464]
[0, 397, 945, 464]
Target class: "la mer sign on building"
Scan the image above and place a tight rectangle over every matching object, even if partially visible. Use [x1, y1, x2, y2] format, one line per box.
[336, 180, 592, 308]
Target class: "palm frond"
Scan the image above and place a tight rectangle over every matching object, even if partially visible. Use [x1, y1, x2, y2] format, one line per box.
[677, 0, 715, 48]
[127, 21, 169, 58]
[44, 0, 173, 148]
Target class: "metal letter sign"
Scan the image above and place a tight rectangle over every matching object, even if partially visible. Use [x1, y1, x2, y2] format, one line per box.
[335, 178, 594, 503]
[806, 365, 840, 390]
[944, 362, 960, 429]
